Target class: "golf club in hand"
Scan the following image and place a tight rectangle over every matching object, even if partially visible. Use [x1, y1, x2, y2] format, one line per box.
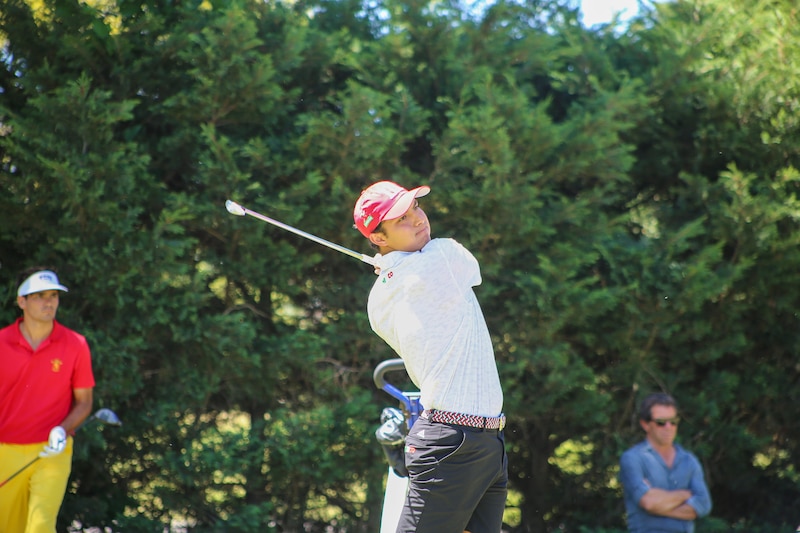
[0, 408, 122, 489]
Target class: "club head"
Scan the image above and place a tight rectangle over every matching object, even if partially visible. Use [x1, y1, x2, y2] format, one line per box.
[225, 200, 247, 217]
[93, 408, 122, 426]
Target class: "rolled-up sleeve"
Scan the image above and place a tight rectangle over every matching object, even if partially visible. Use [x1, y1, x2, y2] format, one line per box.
[620, 449, 651, 504]
[685, 456, 712, 517]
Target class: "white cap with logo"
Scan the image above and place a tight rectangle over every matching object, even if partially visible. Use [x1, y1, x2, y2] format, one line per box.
[17, 270, 70, 297]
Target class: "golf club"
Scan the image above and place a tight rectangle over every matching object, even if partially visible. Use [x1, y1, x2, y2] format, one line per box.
[0, 408, 122, 489]
[82, 407, 122, 427]
[225, 200, 376, 266]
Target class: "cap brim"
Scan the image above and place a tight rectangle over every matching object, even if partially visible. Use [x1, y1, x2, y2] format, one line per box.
[384, 186, 430, 221]
[19, 284, 69, 297]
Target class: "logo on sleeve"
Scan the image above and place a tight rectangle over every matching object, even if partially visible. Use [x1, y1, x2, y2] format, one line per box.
[51, 359, 63, 373]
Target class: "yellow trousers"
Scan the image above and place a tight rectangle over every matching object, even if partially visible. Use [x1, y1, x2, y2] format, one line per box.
[0, 438, 73, 533]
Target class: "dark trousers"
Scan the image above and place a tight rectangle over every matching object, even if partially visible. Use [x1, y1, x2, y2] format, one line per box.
[396, 417, 508, 533]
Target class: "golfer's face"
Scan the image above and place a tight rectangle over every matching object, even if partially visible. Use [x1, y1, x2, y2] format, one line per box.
[377, 201, 431, 253]
[18, 290, 60, 323]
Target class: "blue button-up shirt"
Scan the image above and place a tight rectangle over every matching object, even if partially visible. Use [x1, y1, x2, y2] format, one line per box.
[619, 440, 712, 533]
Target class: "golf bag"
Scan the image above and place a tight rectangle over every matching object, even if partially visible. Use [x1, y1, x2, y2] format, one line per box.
[375, 407, 408, 477]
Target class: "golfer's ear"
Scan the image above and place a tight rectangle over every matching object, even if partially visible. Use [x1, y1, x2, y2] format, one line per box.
[369, 232, 387, 247]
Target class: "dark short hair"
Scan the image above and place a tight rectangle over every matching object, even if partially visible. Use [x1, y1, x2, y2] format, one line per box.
[366, 221, 385, 250]
[638, 392, 678, 421]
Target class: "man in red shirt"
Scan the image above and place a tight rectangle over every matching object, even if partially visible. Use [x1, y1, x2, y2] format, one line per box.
[0, 267, 95, 533]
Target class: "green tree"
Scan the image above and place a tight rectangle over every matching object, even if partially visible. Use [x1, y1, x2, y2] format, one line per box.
[2, 0, 800, 531]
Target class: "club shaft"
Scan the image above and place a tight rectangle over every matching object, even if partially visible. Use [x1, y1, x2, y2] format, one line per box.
[241, 207, 376, 266]
[0, 408, 121, 489]
[0, 457, 39, 488]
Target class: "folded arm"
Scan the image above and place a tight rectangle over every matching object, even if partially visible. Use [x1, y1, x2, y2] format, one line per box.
[639, 488, 697, 519]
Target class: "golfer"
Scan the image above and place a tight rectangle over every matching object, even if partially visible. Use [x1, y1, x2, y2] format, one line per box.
[0, 267, 95, 533]
[354, 181, 507, 533]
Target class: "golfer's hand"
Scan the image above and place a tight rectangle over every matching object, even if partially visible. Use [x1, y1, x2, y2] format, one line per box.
[373, 253, 382, 275]
[40, 426, 67, 458]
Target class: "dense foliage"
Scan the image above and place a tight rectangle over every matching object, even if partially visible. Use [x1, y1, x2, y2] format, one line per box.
[1, 0, 799, 531]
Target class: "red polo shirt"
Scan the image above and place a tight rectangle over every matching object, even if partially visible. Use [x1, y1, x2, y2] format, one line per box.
[0, 318, 95, 443]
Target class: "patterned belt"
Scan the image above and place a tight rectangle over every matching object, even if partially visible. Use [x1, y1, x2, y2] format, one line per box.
[422, 409, 506, 431]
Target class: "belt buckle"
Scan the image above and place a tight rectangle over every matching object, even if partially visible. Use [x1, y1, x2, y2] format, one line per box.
[498, 415, 506, 431]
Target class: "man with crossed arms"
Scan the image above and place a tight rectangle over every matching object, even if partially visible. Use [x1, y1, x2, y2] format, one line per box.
[619, 392, 712, 533]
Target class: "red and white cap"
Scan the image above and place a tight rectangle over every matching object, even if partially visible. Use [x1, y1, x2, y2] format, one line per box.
[353, 181, 430, 238]
[17, 270, 69, 297]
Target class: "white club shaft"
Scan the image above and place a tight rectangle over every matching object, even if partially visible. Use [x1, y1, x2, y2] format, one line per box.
[225, 200, 376, 266]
